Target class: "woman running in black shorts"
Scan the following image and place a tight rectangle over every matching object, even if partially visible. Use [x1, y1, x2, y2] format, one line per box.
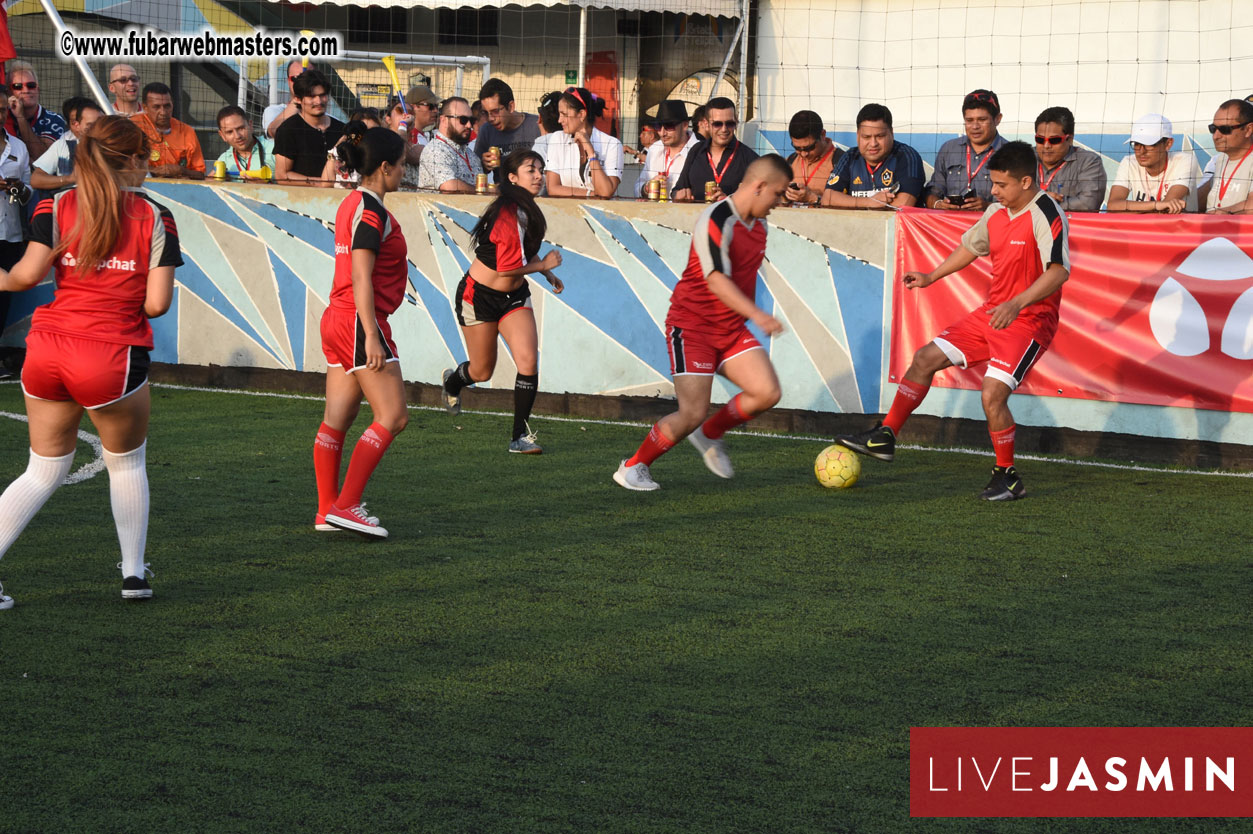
[441, 150, 563, 453]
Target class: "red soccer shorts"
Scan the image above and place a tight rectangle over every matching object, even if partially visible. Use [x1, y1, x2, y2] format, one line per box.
[932, 306, 1055, 390]
[320, 306, 399, 373]
[666, 325, 763, 376]
[21, 331, 150, 409]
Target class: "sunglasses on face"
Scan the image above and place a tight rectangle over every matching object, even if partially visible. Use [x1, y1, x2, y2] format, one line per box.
[111, 75, 139, 84]
[710, 119, 738, 130]
[658, 121, 681, 130]
[1131, 140, 1166, 150]
[10, 82, 37, 92]
[417, 102, 438, 110]
[792, 141, 817, 154]
[445, 114, 473, 126]
[1034, 134, 1069, 145]
[1209, 121, 1252, 135]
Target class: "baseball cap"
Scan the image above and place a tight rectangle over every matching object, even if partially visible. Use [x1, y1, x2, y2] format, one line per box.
[404, 84, 440, 107]
[1127, 113, 1173, 144]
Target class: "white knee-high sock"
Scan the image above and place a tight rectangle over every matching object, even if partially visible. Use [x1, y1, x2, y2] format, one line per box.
[0, 449, 75, 559]
[103, 442, 148, 578]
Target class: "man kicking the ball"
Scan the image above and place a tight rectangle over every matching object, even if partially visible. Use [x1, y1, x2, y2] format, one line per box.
[837, 141, 1070, 500]
[614, 155, 791, 491]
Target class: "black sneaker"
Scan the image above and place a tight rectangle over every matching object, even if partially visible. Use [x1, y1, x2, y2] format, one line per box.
[835, 422, 896, 462]
[980, 465, 1026, 501]
[122, 576, 152, 599]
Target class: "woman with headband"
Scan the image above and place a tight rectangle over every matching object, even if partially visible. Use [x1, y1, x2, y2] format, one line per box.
[543, 86, 623, 198]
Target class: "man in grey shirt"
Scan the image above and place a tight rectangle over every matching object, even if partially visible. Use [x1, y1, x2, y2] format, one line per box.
[474, 78, 540, 175]
[1032, 106, 1107, 211]
[925, 89, 1006, 211]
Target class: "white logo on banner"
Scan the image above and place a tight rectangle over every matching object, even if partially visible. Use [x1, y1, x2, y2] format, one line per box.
[1149, 237, 1253, 357]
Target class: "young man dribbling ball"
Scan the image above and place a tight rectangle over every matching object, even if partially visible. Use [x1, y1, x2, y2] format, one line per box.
[837, 141, 1070, 501]
[614, 155, 792, 491]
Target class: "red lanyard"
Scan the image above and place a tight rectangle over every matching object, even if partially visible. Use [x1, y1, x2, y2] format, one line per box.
[1155, 171, 1167, 201]
[866, 159, 885, 183]
[965, 144, 991, 187]
[438, 134, 472, 170]
[662, 147, 680, 178]
[707, 142, 739, 187]
[1038, 160, 1067, 192]
[1218, 148, 1253, 204]
[233, 147, 253, 173]
[800, 145, 835, 189]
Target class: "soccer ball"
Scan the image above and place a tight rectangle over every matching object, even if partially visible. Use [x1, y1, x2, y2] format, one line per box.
[814, 444, 860, 489]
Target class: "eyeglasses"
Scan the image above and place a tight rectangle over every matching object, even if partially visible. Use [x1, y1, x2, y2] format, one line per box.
[1034, 134, 1070, 145]
[1209, 122, 1252, 135]
[444, 114, 473, 126]
[658, 121, 681, 131]
[792, 141, 817, 154]
[111, 75, 139, 84]
[710, 119, 738, 130]
[416, 101, 438, 110]
[1131, 140, 1166, 150]
[10, 82, 37, 92]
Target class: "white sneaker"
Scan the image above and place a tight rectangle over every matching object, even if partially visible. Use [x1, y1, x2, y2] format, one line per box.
[613, 459, 660, 491]
[325, 503, 389, 539]
[687, 427, 734, 479]
[0, 580, 13, 611]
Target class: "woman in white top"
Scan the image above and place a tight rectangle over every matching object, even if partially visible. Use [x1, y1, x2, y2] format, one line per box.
[544, 87, 623, 198]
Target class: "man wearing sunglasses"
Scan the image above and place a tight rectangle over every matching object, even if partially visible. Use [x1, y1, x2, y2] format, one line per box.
[4, 61, 65, 161]
[263, 60, 307, 140]
[1031, 106, 1105, 211]
[417, 97, 483, 193]
[925, 89, 1006, 211]
[1106, 114, 1201, 214]
[673, 97, 758, 202]
[107, 64, 140, 116]
[273, 70, 344, 186]
[634, 99, 698, 198]
[821, 103, 923, 210]
[784, 110, 842, 206]
[1197, 99, 1253, 215]
[475, 78, 540, 175]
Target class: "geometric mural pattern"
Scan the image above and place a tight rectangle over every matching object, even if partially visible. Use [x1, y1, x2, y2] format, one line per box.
[2, 182, 892, 415]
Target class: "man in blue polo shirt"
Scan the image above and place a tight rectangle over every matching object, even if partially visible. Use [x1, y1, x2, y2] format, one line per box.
[821, 103, 924, 209]
[925, 89, 1007, 211]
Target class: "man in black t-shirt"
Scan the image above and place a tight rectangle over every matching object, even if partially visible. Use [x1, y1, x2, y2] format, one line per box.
[672, 97, 758, 201]
[274, 70, 345, 186]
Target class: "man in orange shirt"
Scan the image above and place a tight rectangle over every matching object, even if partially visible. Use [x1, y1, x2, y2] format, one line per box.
[131, 82, 205, 179]
[784, 110, 842, 206]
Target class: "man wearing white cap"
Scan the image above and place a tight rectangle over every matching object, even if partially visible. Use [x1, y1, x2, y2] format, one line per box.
[1106, 114, 1202, 213]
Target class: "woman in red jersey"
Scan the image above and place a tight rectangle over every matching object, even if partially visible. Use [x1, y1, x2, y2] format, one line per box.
[0, 116, 181, 608]
[314, 123, 410, 539]
[439, 150, 563, 453]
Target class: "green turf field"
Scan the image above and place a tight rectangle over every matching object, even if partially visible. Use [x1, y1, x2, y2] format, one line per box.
[0, 381, 1248, 833]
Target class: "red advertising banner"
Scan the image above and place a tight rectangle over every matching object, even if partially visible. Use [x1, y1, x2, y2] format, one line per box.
[911, 727, 1253, 817]
[892, 210, 1253, 412]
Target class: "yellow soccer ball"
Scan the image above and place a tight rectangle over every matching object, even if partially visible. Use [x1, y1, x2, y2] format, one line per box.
[814, 444, 860, 489]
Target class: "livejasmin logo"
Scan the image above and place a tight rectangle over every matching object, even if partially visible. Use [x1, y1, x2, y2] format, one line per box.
[910, 727, 1253, 818]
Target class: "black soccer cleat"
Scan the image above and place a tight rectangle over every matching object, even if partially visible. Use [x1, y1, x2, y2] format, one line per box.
[835, 422, 896, 462]
[121, 575, 153, 600]
[980, 465, 1026, 501]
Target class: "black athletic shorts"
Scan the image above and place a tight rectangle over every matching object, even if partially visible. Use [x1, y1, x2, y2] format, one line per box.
[454, 274, 532, 327]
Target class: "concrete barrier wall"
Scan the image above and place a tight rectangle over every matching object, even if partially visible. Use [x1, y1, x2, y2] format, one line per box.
[5, 181, 1250, 447]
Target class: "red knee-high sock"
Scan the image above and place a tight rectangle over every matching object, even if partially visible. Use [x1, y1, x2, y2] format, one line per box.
[989, 424, 1016, 468]
[700, 393, 751, 440]
[626, 423, 676, 467]
[313, 423, 346, 516]
[883, 379, 930, 433]
[335, 422, 394, 509]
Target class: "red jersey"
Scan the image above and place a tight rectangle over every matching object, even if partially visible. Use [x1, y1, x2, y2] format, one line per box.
[666, 198, 768, 334]
[330, 188, 407, 317]
[960, 190, 1070, 328]
[474, 203, 534, 272]
[27, 188, 182, 348]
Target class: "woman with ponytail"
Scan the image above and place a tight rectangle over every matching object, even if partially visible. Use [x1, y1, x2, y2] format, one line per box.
[544, 87, 623, 198]
[314, 122, 409, 539]
[0, 115, 182, 608]
[441, 149, 563, 453]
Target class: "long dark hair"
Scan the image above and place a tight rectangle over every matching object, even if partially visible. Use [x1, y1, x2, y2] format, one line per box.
[336, 121, 406, 177]
[471, 150, 547, 260]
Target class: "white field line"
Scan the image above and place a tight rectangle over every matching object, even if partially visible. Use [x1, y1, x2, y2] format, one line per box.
[0, 410, 105, 484]
[142, 382, 1253, 480]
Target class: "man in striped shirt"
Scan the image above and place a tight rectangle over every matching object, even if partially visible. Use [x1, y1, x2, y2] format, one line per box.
[838, 141, 1071, 501]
